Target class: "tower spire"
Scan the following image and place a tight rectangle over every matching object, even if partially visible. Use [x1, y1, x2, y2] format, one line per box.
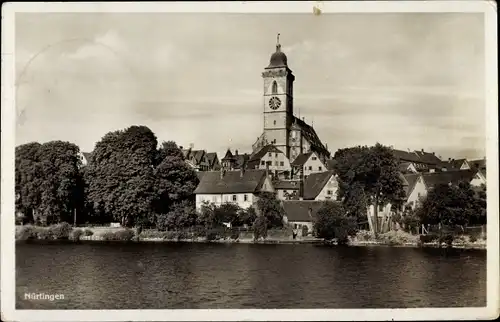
[276, 33, 281, 52]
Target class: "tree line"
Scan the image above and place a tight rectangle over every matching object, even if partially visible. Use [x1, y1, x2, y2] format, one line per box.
[16, 127, 486, 237]
[15, 125, 285, 232]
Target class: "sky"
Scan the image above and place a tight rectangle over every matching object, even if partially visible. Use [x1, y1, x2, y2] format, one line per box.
[15, 12, 486, 160]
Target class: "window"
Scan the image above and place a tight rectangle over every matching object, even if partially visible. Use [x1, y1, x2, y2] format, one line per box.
[294, 224, 298, 229]
[273, 120, 276, 125]
[327, 190, 333, 195]
[244, 194, 248, 202]
[312, 157, 317, 160]
[308, 166, 312, 171]
[275, 153, 278, 157]
[212, 196, 217, 202]
[280, 161, 284, 166]
[272, 81, 278, 94]
[318, 166, 322, 171]
[261, 161, 265, 165]
[232, 195, 237, 202]
[268, 153, 272, 157]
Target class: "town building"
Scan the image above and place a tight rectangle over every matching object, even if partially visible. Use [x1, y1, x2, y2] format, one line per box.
[246, 144, 292, 179]
[282, 200, 325, 235]
[220, 149, 251, 170]
[193, 168, 274, 210]
[302, 171, 338, 201]
[392, 148, 442, 173]
[273, 180, 301, 200]
[290, 151, 329, 179]
[422, 169, 483, 189]
[401, 173, 427, 210]
[440, 158, 471, 171]
[251, 35, 330, 164]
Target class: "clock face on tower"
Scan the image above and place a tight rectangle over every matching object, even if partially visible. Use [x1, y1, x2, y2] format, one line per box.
[269, 97, 281, 110]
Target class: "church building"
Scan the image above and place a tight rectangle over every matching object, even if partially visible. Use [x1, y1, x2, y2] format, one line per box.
[252, 35, 331, 165]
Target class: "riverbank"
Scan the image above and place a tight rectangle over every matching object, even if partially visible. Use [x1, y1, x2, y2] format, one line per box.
[15, 225, 486, 249]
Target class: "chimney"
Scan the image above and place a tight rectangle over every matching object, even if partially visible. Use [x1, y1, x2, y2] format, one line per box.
[235, 149, 239, 156]
[421, 148, 424, 153]
[179, 146, 183, 150]
[189, 143, 194, 150]
[448, 158, 451, 162]
[432, 152, 435, 155]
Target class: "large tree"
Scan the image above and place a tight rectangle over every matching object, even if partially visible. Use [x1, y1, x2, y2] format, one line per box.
[331, 143, 405, 236]
[85, 126, 158, 227]
[15, 141, 83, 225]
[255, 191, 284, 228]
[314, 201, 356, 242]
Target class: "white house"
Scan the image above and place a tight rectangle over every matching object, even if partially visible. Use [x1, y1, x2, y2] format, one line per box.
[302, 171, 338, 201]
[282, 200, 325, 235]
[194, 169, 274, 210]
[247, 144, 292, 179]
[290, 151, 328, 179]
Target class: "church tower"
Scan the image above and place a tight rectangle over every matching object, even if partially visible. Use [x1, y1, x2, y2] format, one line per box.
[262, 34, 295, 159]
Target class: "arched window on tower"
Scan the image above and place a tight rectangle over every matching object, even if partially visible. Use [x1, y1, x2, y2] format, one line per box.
[272, 81, 278, 94]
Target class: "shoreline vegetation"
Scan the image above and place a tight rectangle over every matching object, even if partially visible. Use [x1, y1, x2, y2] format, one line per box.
[15, 224, 486, 250]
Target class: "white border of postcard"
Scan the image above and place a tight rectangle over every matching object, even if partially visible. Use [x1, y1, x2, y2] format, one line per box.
[2, 1, 498, 321]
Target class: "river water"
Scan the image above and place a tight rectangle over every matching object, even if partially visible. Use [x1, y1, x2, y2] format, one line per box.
[16, 242, 486, 309]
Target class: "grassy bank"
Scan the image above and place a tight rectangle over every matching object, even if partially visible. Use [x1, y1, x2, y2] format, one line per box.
[15, 225, 486, 249]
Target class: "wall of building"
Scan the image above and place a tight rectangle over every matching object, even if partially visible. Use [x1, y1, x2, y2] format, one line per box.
[257, 151, 292, 173]
[315, 175, 339, 201]
[470, 173, 486, 187]
[196, 193, 256, 210]
[407, 176, 427, 209]
[302, 153, 327, 177]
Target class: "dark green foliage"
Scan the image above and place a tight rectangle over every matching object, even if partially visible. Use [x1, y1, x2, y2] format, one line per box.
[255, 192, 284, 228]
[314, 201, 357, 241]
[331, 144, 405, 234]
[439, 234, 454, 246]
[15, 141, 83, 226]
[238, 206, 257, 227]
[416, 182, 483, 227]
[101, 229, 135, 241]
[470, 235, 477, 243]
[253, 216, 268, 240]
[49, 222, 73, 239]
[419, 234, 439, 244]
[156, 200, 198, 231]
[83, 229, 94, 236]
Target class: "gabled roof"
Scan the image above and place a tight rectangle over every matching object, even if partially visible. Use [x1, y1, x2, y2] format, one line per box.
[194, 169, 268, 194]
[399, 162, 415, 172]
[422, 170, 476, 188]
[393, 150, 421, 163]
[249, 145, 284, 161]
[414, 150, 442, 164]
[441, 158, 468, 170]
[205, 152, 218, 166]
[303, 171, 335, 200]
[469, 158, 486, 170]
[282, 200, 330, 222]
[221, 149, 234, 161]
[402, 173, 421, 198]
[273, 180, 300, 190]
[291, 152, 312, 166]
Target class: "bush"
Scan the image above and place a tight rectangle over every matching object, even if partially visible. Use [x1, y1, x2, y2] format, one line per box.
[439, 234, 454, 246]
[419, 234, 439, 244]
[16, 225, 36, 240]
[49, 222, 72, 239]
[83, 229, 94, 236]
[253, 216, 268, 240]
[453, 235, 470, 245]
[36, 228, 53, 240]
[70, 229, 83, 241]
[354, 230, 374, 242]
[469, 235, 477, 243]
[378, 230, 419, 246]
[230, 230, 240, 240]
[100, 229, 135, 241]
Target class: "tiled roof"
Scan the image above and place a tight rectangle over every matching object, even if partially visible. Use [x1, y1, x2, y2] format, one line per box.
[393, 150, 421, 163]
[282, 200, 330, 222]
[403, 173, 420, 198]
[205, 152, 218, 166]
[197, 171, 206, 181]
[414, 150, 442, 164]
[325, 159, 335, 171]
[292, 117, 330, 158]
[194, 169, 267, 194]
[303, 171, 335, 200]
[469, 158, 486, 170]
[291, 152, 312, 166]
[273, 180, 300, 190]
[422, 170, 476, 188]
[221, 149, 234, 161]
[398, 162, 413, 172]
[250, 145, 284, 160]
[441, 158, 467, 170]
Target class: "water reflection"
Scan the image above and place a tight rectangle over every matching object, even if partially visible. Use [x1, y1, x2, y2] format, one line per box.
[16, 242, 486, 309]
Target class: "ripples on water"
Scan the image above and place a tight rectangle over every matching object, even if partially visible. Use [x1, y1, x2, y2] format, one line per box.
[16, 242, 486, 309]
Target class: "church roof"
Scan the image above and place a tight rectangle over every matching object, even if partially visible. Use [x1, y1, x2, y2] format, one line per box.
[292, 117, 330, 157]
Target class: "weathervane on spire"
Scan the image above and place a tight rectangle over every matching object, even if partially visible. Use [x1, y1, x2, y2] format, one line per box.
[276, 33, 281, 51]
